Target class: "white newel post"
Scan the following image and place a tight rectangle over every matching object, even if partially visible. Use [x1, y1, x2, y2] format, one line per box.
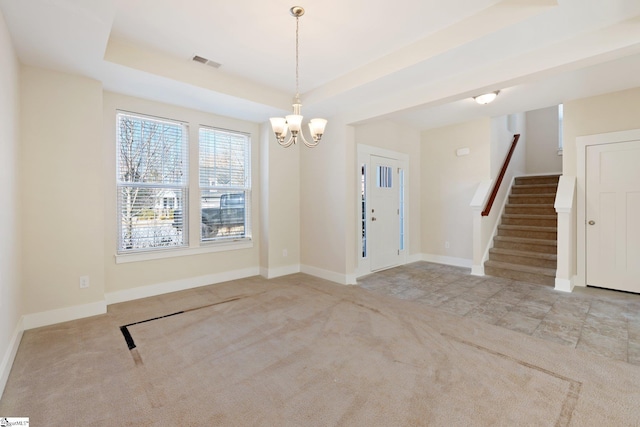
[554, 175, 576, 292]
[470, 179, 493, 276]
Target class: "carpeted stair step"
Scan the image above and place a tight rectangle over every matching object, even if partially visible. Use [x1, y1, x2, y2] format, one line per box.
[508, 194, 556, 204]
[504, 204, 557, 216]
[488, 247, 557, 269]
[484, 174, 560, 287]
[511, 183, 559, 195]
[484, 260, 556, 286]
[497, 224, 557, 240]
[514, 175, 561, 186]
[493, 235, 557, 254]
[501, 214, 557, 227]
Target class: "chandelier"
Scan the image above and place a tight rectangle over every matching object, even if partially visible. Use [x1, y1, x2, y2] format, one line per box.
[270, 6, 327, 148]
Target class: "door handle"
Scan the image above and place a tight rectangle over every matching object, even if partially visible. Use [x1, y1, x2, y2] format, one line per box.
[588, 220, 595, 225]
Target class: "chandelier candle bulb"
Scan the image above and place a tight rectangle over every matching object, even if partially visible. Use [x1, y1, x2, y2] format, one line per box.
[270, 117, 287, 134]
[285, 114, 303, 132]
[310, 119, 327, 136]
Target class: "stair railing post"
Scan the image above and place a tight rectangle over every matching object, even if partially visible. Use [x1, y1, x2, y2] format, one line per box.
[554, 175, 576, 292]
[470, 179, 493, 276]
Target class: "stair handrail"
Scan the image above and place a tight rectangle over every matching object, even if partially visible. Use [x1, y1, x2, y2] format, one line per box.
[481, 133, 520, 217]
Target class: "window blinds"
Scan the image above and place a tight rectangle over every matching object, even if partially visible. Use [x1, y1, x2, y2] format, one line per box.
[116, 112, 188, 252]
[199, 127, 251, 242]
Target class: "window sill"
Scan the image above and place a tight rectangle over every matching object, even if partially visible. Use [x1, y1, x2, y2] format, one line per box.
[115, 239, 253, 264]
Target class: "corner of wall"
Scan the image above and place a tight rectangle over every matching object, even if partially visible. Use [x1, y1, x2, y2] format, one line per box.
[0, 7, 24, 400]
[0, 317, 23, 401]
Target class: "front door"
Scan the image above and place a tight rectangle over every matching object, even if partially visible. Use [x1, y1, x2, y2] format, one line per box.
[369, 155, 400, 271]
[586, 140, 640, 292]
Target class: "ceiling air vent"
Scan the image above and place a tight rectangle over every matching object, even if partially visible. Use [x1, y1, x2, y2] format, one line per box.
[192, 55, 221, 69]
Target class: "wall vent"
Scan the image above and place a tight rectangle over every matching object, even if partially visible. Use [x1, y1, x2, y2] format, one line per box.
[192, 55, 221, 69]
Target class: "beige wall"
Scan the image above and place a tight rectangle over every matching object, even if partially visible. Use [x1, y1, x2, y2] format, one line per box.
[476, 113, 527, 265]
[525, 106, 562, 174]
[564, 87, 640, 176]
[259, 123, 300, 276]
[103, 92, 261, 294]
[300, 117, 355, 281]
[492, 113, 526, 179]
[20, 66, 105, 314]
[354, 120, 422, 258]
[421, 118, 491, 261]
[0, 8, 22, 392]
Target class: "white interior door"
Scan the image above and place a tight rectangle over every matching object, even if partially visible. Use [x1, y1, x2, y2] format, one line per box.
[370, 155, 400, 271]
[586, 140, 640, 292]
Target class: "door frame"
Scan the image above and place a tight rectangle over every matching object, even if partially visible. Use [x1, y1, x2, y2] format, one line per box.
[356, 144, 409, 278]
[576, 128, 640, 288]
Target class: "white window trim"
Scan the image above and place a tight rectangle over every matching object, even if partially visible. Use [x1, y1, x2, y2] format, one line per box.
[198, 125, 252, 243]
[115, 239, 253, 264]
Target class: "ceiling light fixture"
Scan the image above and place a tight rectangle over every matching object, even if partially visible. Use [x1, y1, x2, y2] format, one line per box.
[270, 6, 327, 148]
[473, 91, 500, 105]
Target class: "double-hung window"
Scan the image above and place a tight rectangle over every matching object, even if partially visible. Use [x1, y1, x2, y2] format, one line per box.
[116, 112, 188, 253]
[199, 127, 251, 243]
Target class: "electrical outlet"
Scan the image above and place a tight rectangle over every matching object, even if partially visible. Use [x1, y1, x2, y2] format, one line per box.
[79, 276, 90, 289]
[283, 249, 288, 257]
[445, 241, 450, 249]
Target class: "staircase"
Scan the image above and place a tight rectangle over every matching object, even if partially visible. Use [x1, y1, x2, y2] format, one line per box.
[484, 174, 560, 286]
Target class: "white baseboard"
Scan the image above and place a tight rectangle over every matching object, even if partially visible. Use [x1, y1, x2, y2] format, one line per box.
[105, 267, 260, 305]
[301, 264, 357, 285]
[555, 276, 575, 293]
[22, 300, 107, 331]
[0, 317, 23, 400]
[471, 265, 485, 276]
[407, 253, 423, 264]
[260, 264, 301, 279]
[421, 254, 473, 269]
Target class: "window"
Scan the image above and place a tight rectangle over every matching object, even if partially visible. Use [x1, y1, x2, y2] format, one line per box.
[558, 103, 564, 156]
[116, 112, 188, 253]
[399, 168, 405, 251]
[361, 164, 367, 258]
[199, 127, 251, 242]
[377, 165, 392, 188]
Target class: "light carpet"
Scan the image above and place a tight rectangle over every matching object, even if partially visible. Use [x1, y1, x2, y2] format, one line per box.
[1, 274, 640, 425]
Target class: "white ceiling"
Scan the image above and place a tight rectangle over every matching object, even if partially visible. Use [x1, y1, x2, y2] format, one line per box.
[1, 0, 640, 130]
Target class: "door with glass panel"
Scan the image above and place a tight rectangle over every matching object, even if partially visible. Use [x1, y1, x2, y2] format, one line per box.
[369, 155, 400, 271]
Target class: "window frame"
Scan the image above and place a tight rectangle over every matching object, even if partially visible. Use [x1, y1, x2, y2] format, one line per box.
[114, 111, 254, 264]
[115, 111, 189, 255]
[198, 125, 252, 244]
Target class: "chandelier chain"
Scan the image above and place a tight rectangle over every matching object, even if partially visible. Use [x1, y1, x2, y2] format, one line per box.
[295, 15, 300, 99]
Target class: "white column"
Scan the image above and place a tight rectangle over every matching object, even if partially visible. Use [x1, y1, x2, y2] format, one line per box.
[554, 175, 576, 292]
